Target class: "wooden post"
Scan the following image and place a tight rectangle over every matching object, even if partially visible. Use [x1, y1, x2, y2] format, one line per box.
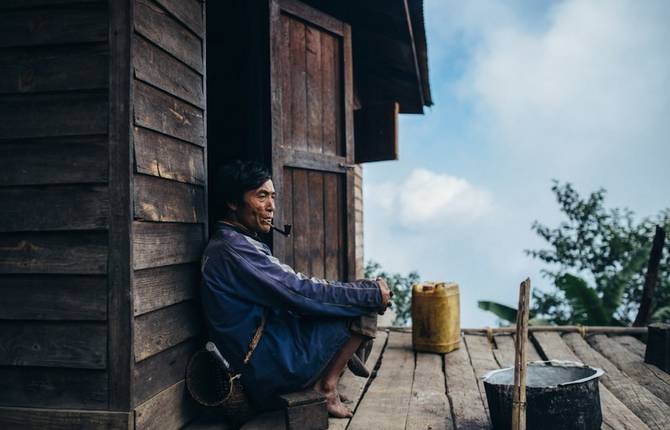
[645, 323, 670, 372]
[634, 225, 666, 327]
[512, 278, 531, 430]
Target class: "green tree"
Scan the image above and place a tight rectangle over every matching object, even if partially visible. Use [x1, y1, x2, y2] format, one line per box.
[365, 260, 420, 326]
[479, 181, 670, 325]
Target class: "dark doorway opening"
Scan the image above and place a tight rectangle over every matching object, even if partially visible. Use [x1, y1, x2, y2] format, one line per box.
[205, 1, 271, 232]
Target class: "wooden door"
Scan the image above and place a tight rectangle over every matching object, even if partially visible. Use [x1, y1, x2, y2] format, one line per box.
[269, 0, 356, 281]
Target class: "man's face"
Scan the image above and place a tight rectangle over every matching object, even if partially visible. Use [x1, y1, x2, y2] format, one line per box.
[233, 179, 276, 234]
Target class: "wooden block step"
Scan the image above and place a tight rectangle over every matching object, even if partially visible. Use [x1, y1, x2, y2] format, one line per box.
[279, 390, 328, 430]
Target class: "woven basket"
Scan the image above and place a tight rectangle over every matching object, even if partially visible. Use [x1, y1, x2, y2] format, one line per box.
[185, 348, 253, 420]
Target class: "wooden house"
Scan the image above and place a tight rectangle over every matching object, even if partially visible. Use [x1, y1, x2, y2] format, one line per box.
[0, 0, 431, 428]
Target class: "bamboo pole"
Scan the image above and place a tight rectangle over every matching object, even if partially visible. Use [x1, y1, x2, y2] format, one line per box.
[512, 278, 531, 430]
[461, 326, 648, 336]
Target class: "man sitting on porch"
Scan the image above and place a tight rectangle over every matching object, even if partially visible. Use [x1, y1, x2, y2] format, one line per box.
[201, 160, 392, 418]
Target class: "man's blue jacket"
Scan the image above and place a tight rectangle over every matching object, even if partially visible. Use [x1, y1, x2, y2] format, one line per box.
[201, 223, 382, 404]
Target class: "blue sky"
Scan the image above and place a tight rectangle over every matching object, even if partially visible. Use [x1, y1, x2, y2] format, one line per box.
[363, 0, 670, 327]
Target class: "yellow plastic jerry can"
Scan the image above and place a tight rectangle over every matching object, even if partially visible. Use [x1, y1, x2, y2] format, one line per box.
[411, 282, 461, 353]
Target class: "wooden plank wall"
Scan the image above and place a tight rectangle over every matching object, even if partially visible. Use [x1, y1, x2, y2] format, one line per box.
[353, 165, 364, 279]
[130, 0, 206, 429]
[0, 0, 114, 422]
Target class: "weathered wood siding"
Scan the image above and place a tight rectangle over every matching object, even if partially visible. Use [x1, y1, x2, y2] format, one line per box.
[354, 165, 364, 279]
[130, 0, 206, 428]
[0, 0, 111, 417]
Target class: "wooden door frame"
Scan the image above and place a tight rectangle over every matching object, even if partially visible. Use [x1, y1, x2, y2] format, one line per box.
[268, 0, 357, 280]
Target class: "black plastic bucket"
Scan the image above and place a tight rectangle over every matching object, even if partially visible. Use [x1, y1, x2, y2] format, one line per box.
[483, 360, 604, 430]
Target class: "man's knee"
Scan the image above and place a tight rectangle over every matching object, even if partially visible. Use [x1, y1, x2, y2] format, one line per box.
[349, 313, 377, 339]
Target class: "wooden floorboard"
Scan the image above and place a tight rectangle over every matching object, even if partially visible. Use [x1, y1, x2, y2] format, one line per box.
[444, 336, 490, 429]
[187, 329, 666, 430]
[589, 334, 670, 407]
[610, 335, 646, 359]
[182, 420, 230, 430]
[347, 332, 415, 430]
[563, 333, 670, 430]
[328, 330, 389, 430]
[493, 334, 542, 367]
[532, 332, 649, 430]
[406, 352, 452, 430]
[464, 335, 500, 421]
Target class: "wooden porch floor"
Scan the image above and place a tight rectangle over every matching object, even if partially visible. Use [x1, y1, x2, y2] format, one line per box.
[188, 328, 670, 430]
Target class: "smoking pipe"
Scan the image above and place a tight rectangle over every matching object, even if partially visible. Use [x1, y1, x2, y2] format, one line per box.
[272, 224, 292, 236]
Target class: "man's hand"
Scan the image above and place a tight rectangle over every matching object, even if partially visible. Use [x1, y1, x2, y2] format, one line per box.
[376, 277, 393, 314]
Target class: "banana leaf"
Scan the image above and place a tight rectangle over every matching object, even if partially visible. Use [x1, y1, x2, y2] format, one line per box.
[478, 301, 518, 324]
[556, 274, 609, 325]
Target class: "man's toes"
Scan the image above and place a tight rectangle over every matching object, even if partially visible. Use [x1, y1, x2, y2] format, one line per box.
[327, 402, 352, 418]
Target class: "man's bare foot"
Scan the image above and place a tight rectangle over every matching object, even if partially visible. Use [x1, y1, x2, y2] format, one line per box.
[314, 379, 352, 418]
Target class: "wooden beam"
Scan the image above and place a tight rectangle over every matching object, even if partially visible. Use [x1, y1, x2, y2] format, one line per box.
[276, 146, 347, 174]
[343, 22, 356, 282]
[354, 101, 398, 163]
[278, 0, 344, 36]
[107, 0, 134, 411]
[645, 323, 670, 373]
[634, 226, 666, 326]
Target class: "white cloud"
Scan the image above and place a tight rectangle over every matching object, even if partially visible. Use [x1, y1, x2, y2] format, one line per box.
[364, 0, 670, 327]
[367, 168, 492, 228]
[458, 0, 670, 176]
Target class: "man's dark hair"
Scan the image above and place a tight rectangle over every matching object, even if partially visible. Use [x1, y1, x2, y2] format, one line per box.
[216, 160, 271, 212]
